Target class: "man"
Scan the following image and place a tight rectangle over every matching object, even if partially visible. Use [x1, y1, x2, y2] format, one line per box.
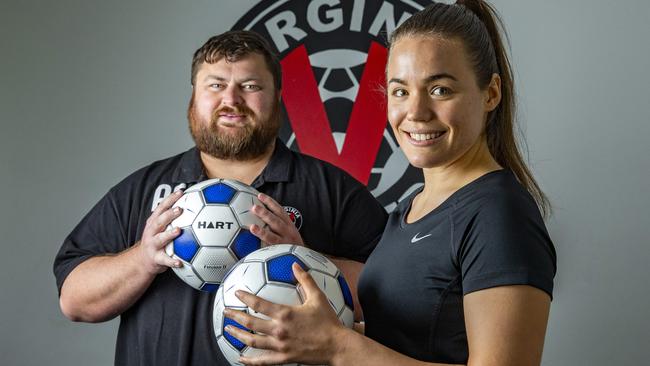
[53, 30, 387, 365]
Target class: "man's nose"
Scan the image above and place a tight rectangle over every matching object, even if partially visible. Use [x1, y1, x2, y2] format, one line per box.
[221, 84, 243, 106]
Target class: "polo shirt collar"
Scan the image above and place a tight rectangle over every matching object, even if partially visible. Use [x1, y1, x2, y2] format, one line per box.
[256, 139, 293, 184]
[170, 139, 293, 186]
[171, 147, 205, 185]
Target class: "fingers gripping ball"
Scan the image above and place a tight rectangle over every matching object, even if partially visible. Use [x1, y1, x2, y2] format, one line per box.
[213, 244, 355, 365]
[164, 179, 267, 291]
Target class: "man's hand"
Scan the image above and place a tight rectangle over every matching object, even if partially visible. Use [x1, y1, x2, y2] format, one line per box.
[249, 193, 304, 246]
[137, 189, 184, 274]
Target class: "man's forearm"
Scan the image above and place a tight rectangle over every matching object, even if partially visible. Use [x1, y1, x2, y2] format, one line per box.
[58, 243, 156, 323]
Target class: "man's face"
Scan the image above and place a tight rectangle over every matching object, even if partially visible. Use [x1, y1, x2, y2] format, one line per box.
[188, 52, 280, 161]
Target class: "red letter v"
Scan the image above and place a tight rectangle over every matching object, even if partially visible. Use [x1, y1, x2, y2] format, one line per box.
[281, 42, 387, 185]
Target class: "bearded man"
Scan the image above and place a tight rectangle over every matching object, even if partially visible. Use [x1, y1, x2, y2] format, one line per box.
[53, 30, 387, 366]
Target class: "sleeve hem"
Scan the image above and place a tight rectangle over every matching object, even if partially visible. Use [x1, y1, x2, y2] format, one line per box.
[462, 270, 554, 299]
[54, 254, 95, 296]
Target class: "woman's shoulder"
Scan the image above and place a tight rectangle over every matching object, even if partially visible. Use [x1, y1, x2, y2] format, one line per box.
[457, 170, 535, 206]
[451, 170, 543, 223]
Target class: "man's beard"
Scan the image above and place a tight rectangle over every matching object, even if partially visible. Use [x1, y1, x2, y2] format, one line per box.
[187, 98, 281, 161]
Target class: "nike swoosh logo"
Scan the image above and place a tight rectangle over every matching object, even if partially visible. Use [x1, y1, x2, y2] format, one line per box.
[411, 232, 432, 243]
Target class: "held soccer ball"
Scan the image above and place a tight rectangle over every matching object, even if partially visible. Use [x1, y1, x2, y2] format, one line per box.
[213, 244, 355, 366]
[164, 178, 266, 292]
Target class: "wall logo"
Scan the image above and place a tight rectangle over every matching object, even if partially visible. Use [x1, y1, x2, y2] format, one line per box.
[233, 0, 428, 211]
[283, 206, 303, 230]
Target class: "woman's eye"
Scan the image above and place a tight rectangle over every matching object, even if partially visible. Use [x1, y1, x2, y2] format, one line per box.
[392, 88, 407, 97]
[431, 86, 451, 96]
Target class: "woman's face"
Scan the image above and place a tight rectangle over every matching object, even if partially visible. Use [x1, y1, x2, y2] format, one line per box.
[386, 35, 500, 169]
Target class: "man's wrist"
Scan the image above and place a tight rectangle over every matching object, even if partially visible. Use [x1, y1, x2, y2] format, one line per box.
[128, 241, 159, 277]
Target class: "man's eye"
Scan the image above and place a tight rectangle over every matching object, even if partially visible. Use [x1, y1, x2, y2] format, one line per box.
[243, 84, 261, 91]
[210, 83, 224, 89]
[431, 86, 451, 96]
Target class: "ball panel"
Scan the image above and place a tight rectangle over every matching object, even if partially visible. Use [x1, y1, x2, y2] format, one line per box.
[266, 254, 308, 285]
[222, 261, 266, 307]
[186, 178, 222, 192]
[172, 228, 200, 262]
[171, 260, 204, 289]
[309, 270, 344, 314]
[243, 244, 293, 262]
[240, 347, 267, 359]
[200, 283, 220, 292]
[164, 239, 174, 256]
[192, 206, 239, 246]
[231, 230, 262, 260]
[230, 192, 265, 229]
[170, 190, 204, 228]
[337, 274, 354, 310]
[223, 317, 251, 351]
[192, 247, 237, 285]
[217, 334, 246, 366]
[213, 287, 225, 338]
[251, 284, 302, 321]
[256, 283, 303, 307]
[293, 246, 338, 277]
[240, 348, 301, 366]
[222, 179, 260, 196]
[338, 306, 354, 328]
[203, 182, 237, 204]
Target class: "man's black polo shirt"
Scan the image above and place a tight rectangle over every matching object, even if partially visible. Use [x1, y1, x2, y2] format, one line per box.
[54, 140, 387, 365]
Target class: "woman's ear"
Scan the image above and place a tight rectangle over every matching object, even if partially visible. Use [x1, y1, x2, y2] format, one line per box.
[485, 73, 501, 112]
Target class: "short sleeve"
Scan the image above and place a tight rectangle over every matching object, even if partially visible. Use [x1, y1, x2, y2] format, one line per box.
[332, 175, 388, 262]
[53, 190, 128, 295]
[457, 193, 556, 298]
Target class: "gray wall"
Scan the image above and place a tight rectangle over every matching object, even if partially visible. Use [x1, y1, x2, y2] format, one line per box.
[2, 1, 648, 365]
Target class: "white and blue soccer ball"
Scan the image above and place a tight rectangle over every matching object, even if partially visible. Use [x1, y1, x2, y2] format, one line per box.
[213, 244, 355, 366]
[165, 178, 266, 292]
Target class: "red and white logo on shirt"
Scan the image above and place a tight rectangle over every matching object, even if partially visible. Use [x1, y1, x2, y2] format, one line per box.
[283, 206, 303, 230]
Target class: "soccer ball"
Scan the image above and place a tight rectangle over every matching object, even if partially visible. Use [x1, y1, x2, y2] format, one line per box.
[164, 178, 266, 292]
[213, 244, 355, 366]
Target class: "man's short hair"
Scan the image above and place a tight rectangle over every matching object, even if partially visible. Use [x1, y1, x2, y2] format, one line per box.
[191, 30, 282, 90]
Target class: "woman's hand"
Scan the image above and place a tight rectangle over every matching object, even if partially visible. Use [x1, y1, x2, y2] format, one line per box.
[223, 262, 347, 365]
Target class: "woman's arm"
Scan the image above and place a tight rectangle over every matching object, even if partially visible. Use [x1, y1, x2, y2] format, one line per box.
[224, 264, 550, 366]
[335, 285, 550, 366]
[224, 263, 459, 366]
[463, 285, 551, 366]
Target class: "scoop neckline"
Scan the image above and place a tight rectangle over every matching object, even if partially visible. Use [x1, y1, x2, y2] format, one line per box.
[401, 169, 507, 227]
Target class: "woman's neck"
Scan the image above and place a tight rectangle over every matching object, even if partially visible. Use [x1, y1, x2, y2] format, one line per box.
[407, 140, 501, 223]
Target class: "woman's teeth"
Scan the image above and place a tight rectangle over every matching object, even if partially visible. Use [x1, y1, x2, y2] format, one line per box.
[409, 131, 444, 141]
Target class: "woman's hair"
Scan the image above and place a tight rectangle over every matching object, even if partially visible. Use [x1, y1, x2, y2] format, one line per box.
[389, 0, 550, 217]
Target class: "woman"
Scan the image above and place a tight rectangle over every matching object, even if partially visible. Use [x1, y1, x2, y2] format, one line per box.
[223, 1, 557, 365]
